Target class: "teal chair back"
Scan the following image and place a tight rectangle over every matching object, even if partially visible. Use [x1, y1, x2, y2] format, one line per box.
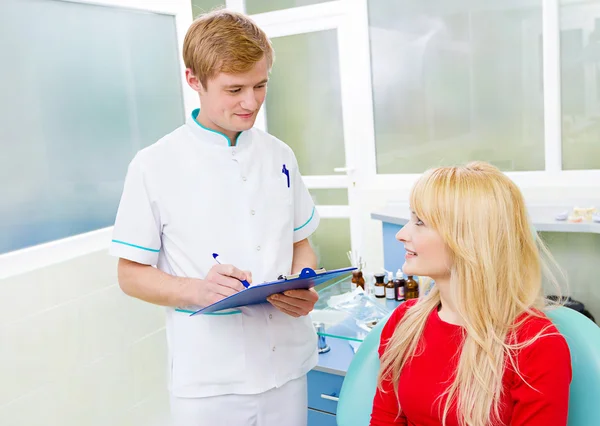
[337, 307, 600, 426]
[336, 313, 391, 426]
[547, 307, 600, 426]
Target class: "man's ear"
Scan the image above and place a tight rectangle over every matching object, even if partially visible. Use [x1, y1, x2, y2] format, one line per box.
[185, 69, 205, 93]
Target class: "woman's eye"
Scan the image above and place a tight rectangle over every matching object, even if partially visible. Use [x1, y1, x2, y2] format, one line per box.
[415, 218, 424, 226]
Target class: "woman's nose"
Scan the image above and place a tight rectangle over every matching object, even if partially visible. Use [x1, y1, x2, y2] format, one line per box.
[396, 227, 408, 242]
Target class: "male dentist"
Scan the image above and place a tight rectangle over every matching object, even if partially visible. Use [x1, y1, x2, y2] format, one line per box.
[110, 9, 320, 426]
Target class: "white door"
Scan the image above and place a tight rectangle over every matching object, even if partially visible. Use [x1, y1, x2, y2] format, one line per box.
[246, 1, 374, 271]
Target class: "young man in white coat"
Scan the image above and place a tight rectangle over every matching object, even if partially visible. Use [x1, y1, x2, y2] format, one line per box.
[110, 9, 321, 426]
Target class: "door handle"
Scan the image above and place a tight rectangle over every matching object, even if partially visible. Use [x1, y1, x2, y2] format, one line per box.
[320, 393, 340, 402]
[333, 167, 354, 173]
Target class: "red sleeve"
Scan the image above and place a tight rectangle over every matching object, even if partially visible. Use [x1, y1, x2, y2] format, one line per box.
[509, 320, 572, 426]
[370, 301, 417, 426]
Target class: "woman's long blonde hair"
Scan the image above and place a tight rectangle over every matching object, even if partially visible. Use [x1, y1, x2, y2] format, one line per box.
[378, 161, 564, 426]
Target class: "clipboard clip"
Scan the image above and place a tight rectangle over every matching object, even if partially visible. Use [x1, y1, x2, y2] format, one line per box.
[278, 267, 326, 281]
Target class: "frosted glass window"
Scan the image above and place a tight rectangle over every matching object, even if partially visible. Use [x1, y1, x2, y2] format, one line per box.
[309, 218, 351, 270]
[266, 31, 346, 175]
[309, 189, 348, 205]
[0, 0, 185, 254]
[560, 1, 600, 170]
[368, 0, 545, 173]
[246, 0, 331, 15]
[191, 0, 225, 18]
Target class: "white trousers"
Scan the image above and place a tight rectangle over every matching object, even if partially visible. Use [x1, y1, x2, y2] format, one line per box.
[170, 375, 308, 426]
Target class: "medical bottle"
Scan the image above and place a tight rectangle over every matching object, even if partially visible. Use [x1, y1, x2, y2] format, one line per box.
[374, 273, 386, 298]
[352, 270, 365, 290]
[405, 275, 419, 300]
[394, 269, 405, 301]
[385, 271, 395, 300]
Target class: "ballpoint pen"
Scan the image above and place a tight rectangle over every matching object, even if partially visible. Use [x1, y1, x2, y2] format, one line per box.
[212, 253, 250, 288]
[282, 164, 290, 188]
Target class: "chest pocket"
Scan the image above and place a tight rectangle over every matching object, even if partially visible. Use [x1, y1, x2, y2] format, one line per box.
[259, 173, 293, 241]
[269, 172, 293, 206]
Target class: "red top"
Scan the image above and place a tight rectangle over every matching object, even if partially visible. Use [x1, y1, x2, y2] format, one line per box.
[370, 300, 572, 426]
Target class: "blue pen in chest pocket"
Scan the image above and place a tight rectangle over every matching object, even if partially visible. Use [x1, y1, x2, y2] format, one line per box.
[282, 164, 290, 188]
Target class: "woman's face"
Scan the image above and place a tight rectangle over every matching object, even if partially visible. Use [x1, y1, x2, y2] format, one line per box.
[395, 210, 452, 280]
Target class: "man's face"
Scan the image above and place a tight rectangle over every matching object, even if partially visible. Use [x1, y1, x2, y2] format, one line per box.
[187, 57, 269, 136]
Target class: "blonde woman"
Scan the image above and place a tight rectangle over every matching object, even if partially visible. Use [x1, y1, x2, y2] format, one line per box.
[370, 162, 571, 426]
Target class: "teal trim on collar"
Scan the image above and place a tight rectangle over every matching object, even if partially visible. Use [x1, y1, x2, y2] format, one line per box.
[191, 108, 241, 147]
[175, 308, 242, 316]
[294, 206, 316, 232]
[112, 239, 160, 253]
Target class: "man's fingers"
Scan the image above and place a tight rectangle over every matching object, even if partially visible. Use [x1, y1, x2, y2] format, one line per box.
[267, 299, 301, 317]
[213, 274, 245, 292]
[280, 288, 319, 302]
[212, 264, 248, 282]
[212, 282, 239, 298]
[268, 294, 312, 315]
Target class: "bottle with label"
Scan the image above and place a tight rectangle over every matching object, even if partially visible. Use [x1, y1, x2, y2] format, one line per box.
[351, 270, 365, 290]
[405, 275, 419, 300]
[374, 273, 386, 298]
[394, 269, 405, 301]
[385, 271, 395, 300]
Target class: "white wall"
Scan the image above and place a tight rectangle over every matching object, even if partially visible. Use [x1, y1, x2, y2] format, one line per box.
[0, 250, 170, 426]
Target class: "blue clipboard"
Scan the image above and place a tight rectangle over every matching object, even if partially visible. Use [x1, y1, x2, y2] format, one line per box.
[189, 266, 356, 316]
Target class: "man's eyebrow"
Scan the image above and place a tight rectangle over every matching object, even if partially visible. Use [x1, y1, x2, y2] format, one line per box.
[223, 79, 268, 89]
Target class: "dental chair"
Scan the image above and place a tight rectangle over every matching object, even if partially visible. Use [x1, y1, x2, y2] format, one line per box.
[337, 306, 600, 426]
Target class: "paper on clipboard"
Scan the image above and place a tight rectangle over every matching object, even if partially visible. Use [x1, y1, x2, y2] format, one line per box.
[187, 266, 356, 316]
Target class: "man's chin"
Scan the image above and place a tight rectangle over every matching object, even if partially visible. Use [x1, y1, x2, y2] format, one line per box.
[230, 119, 256, 130]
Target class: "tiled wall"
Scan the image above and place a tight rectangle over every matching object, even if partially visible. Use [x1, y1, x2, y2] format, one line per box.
[0, 251, 170, 426]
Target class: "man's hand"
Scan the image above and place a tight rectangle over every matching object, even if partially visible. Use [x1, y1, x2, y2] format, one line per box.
[267, 288, 319, 317]
[188, 264, 252, 308]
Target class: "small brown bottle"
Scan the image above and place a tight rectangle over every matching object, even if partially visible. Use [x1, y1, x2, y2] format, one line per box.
[405, 275, 419, 300]
[385, 271, 395, 300]
[394, 269, 405, 301]
[374, 273, 386, 298]
[352, 270, 365, 290]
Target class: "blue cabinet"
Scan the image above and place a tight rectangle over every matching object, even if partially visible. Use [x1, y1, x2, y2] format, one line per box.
[308, 337, 354, 425]
[308, 408, 337, 426]
[307, 370, 344, 414]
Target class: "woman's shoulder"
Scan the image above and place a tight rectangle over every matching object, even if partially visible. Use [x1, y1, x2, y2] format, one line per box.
[387, 299, 419, 326]
[379, 300, 419, 345]
[507, 310, 572, 393]
[511, 310, 571, 363]
[514, 310, 561, 340]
